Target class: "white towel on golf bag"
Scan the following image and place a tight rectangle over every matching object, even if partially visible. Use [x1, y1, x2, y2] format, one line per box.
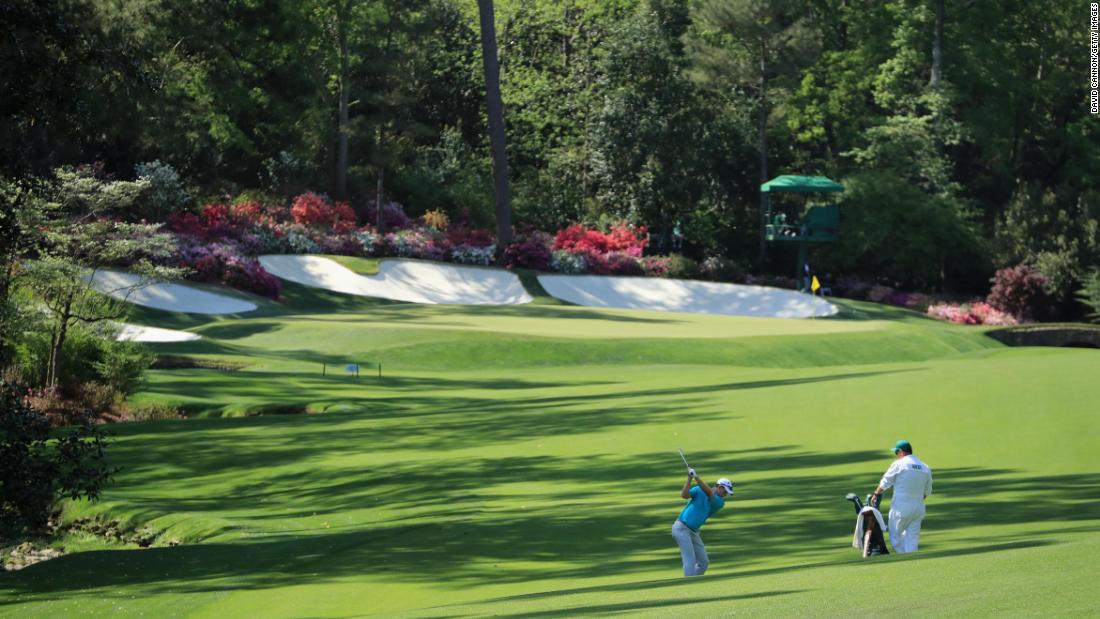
[852, 506, 887, 550]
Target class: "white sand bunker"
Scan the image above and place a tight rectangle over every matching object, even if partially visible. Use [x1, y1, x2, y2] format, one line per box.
[115, 323, 201, 343]
[537, 275, 838, 318]
[87, 270, 258, 314]
[259, 255, 533, 305]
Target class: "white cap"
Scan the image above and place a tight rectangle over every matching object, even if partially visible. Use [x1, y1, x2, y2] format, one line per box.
[716, 478, 733, 494]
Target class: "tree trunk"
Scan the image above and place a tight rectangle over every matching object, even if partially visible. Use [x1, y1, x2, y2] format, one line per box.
[929, 0, 944, 88]
[477, 0, 514, 257]
[757, 46, 769, 266]
[46, 296, 73, 389]
[376, 165, 385, 233]
[336, 2, 350, 200]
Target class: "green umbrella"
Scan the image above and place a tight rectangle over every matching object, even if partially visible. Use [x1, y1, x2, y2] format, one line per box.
[760, 175, 844, 194]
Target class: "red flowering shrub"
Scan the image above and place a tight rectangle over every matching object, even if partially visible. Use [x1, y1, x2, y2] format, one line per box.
[201, 203, 230, 227]
[987, 264, 1050, 321]
[446, 225, 495, 248]
[503, 230, 553, 271]
[290, 192, 357, 232]
[167, 211, 204, 236]
[553, 222, 647, 261]
[229, 200, 264, 223]
[290, 192, 328, 225]
[331, 203, 356, 232]
[606, 223, 648, 256]
[170, 200, 284, 240]
[554, 224, 610, 254]
[198, 203, 239, 238]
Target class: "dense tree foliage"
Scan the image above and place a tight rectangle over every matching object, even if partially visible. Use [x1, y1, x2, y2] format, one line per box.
[1, 0, 1097, 300]
[1, 381, 114, 537]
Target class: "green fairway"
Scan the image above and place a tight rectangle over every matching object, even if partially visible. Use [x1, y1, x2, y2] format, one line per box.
[2, 278, 1098, 617]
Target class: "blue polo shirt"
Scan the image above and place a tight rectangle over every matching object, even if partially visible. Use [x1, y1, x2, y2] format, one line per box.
[678, 486, 725, 531]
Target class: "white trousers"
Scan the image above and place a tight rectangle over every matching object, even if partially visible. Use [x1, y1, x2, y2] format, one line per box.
[888, 500, 926, 553]
[672, 520, 709, 576]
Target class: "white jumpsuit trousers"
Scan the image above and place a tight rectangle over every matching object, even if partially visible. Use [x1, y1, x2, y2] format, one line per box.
[888, 498, 926, 553]
[879, 453, 933, 554]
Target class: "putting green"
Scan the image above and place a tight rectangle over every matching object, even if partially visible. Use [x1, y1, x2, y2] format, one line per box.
[2, 276, 1098, 617]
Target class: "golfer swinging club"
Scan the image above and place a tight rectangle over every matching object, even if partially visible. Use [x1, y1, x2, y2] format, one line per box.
[672, 460, 733, 577]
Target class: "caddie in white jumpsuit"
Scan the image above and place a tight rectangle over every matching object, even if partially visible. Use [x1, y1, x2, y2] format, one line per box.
[870, 439, 932, 553]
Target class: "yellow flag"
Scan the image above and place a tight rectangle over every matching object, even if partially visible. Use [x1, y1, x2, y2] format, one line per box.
[811, 275, 821, 293]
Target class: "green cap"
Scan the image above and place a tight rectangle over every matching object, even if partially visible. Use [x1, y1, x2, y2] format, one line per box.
[893, 440, 912, 454]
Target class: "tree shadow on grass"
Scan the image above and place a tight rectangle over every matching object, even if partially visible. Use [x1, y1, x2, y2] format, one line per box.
[823, 298, 935, 323]
[138, 366, 921, 418]
[0, 448, 876, 602]
[920, 468, 1100, 528]
[193, 321, 283, 340]
[496, 589, 802, 619]
[2, 448, 1094, 610]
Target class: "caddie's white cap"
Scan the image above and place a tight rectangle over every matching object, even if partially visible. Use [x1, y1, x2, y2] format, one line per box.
[716, 478, 733, 494]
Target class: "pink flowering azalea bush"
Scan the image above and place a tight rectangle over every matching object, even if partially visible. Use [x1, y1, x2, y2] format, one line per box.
[926, 301, 1017, 326]
[386, 227, 452, 261]
[606, 251, 644, 275]
[969, 301, 1019, 326]
[176, 239, 281, 299]
[640, 256, 671, 278]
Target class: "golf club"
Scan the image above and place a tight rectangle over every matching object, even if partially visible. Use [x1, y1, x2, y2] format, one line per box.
[678, 448, 691, 472]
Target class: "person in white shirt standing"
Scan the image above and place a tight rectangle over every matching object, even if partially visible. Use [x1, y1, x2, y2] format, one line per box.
[870, 440, 933, 553]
